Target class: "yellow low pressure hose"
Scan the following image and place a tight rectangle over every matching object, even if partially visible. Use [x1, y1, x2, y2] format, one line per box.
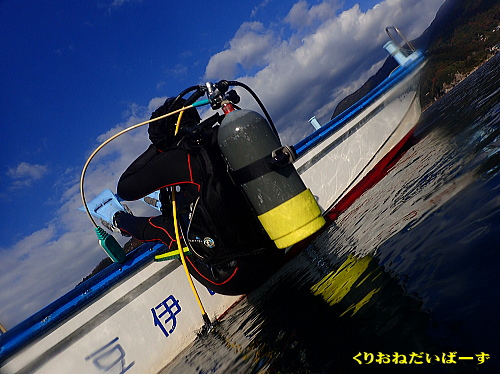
[80, 104, 211, 326]
[80, 106, 191, 227]
[168, 109, 211, 326]
[170, 188, 211, 326]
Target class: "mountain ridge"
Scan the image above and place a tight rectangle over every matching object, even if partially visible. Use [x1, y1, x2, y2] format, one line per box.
[332, 0, 500, 117]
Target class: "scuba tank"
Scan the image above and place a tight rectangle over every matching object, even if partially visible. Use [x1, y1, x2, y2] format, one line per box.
[217, 104, 325, 249]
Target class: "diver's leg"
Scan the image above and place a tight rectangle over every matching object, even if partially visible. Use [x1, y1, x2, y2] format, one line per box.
[115, 213, 177, 249]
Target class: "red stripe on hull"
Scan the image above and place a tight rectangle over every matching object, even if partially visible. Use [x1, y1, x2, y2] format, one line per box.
[285, 128, 416, 261]
[326, 128, 416, 222]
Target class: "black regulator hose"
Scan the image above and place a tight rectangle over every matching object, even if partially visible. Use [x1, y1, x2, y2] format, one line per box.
[169, 85, 207, 112]
[225, 80, 279, 140]
[170, 81, 279, 140]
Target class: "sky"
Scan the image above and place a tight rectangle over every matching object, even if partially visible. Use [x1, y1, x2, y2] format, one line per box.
[0, 0, 445, 329]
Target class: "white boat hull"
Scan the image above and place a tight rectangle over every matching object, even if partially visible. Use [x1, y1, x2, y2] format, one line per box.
[295, 59, 424, 213]
[0, 53, 426, 374]
[1, 256, 240, 374]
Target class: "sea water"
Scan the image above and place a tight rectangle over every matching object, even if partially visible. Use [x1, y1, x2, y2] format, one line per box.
[160, 53, 500, 374]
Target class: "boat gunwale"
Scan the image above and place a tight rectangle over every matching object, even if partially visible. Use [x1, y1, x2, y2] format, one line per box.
[0, 52, 426, 366]
[293, 53, 425, 158]
[0, 242, 169, 362]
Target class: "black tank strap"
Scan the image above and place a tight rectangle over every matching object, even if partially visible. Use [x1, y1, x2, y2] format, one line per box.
[230, 145, 297, 185]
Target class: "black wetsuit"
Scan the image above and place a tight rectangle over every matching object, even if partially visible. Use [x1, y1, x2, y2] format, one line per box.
[115, 98, 283, 294]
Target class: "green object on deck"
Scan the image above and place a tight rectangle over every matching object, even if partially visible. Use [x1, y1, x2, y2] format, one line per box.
[95, 226, 126, 263]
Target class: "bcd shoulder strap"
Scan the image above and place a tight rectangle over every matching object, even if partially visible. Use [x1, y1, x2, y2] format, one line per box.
[185, 126, 274, 264]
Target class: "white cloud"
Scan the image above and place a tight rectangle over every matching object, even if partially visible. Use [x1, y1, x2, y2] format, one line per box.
[0, 98, 164, 329]
[285, 0, 340, 29]
[251, 0, 272, 18]
[7, 162, 48, 189]
[7, 162, 47, 180]
[0, 224, 98, 327]
[204, 0, 445, 145]
[109, 0, 142, 9]
[205, 22, 276, 80]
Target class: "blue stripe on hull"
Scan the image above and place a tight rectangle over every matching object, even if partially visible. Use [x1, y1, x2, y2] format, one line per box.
[0, 242, 168, 362]
[294, 53, 425, 157]
[0, 53, 425, 365]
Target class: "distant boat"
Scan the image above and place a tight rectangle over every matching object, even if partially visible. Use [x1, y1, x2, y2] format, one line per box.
[0, 27, 426, 374]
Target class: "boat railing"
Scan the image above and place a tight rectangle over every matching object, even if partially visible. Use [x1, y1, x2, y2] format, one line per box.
[386, 26, 416, 53]
[384, 26, 420, 69]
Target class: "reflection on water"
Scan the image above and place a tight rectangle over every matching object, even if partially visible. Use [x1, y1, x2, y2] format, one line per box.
[161, 54, 500, 373]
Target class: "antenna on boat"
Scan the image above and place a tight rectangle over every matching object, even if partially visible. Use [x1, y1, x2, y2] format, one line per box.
[385, 26, 415, 52]
[384, 26, 420, 67]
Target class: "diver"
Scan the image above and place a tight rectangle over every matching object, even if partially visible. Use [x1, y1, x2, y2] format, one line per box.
[89, 97, 284, 295]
